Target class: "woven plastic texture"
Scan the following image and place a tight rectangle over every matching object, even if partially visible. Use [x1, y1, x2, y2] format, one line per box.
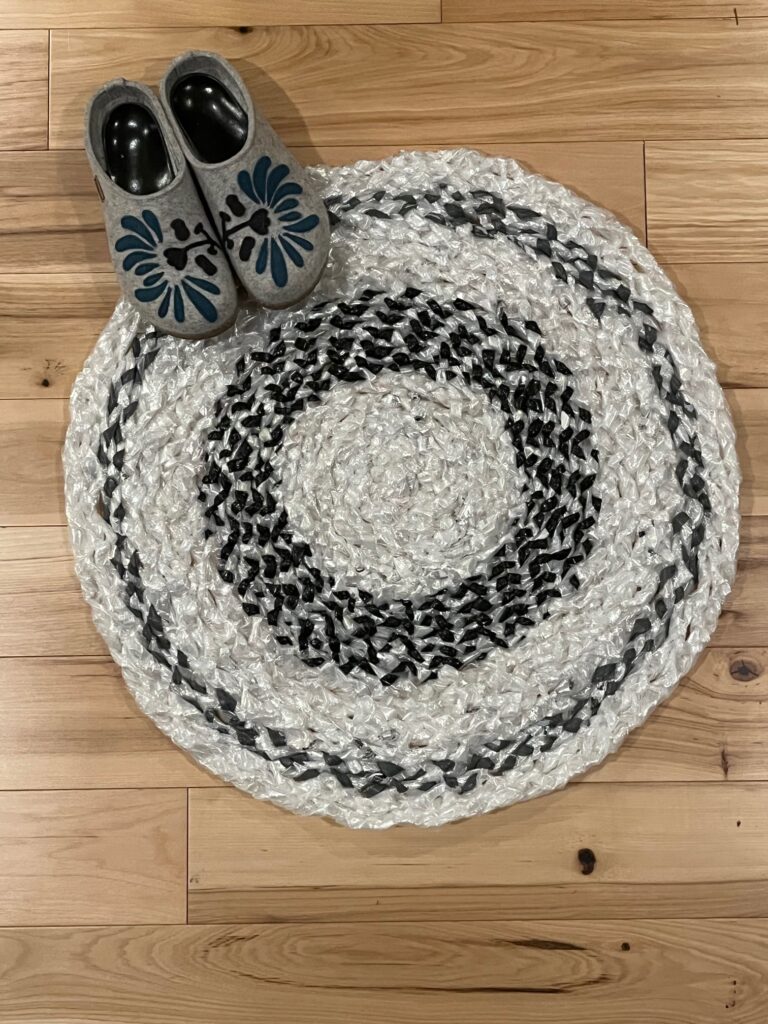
[64, 149, 739, 828]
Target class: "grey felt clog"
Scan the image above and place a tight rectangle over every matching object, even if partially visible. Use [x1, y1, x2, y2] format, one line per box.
[160, 51, 330, 309]
[85, 79, 238, 339]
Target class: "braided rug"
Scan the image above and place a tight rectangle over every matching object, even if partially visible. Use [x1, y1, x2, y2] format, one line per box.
[64, 149, 739, 828]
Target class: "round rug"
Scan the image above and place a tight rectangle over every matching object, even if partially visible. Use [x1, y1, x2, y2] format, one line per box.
[64, 148, 739, 828]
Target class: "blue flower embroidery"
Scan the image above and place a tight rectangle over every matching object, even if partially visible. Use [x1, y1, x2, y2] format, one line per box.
[115, 211, 222, 324]
[219, 155, 320, 288]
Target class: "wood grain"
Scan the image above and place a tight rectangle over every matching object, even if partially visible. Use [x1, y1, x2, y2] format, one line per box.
[0, 658, 217, 789]
[714, 578, 768, 647]
[0, 269, 117, 319]
[444, 1, 750, 20]
[0, 527, 105, 657]
[0, 788, 186, 925]
[0, 151, 109, 272]
[49, 22, 768, 149]
[0, 143, 644, 277]
[0, 274, 118, 399]
[711, 520, 768, 647]
[188, 783, 767, 893]
[666, 264, 768, 387]
[190, 881, 768, 924]
[0, 154, 117, 401]
[1, 920, 766, 1023]
[647, 140, 768, 263]
[0, 0, 440, 29]
[0, 31, 48, 151]
[729, 389, 768, 516]
[0, 401, 67, 526]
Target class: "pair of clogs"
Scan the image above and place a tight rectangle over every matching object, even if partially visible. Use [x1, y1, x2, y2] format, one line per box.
[85, 51, 329, 339]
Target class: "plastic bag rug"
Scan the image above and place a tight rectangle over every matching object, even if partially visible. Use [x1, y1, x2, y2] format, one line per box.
[64, 149, 739, 829]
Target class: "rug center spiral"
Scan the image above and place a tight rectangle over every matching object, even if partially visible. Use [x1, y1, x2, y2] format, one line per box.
[201, 288, 600, 686]
[277, 372, 526, 598]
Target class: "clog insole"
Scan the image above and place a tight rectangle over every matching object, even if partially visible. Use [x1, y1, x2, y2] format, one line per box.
[103, 102, 174, 196]
[170, 73, 248, 164]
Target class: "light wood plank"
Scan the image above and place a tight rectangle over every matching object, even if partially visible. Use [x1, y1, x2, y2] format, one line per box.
[0, 269, 117, 319]
[0, 0, 440, 30]
[647, 140, 768, 263]
[0, 31, 47, 151]
[714, 576, 768, 647]
[0, 788, 186, 925]
[0, 658, 217, 789]
[729, 389, 768, 516]
[0, 274, 118, 399]
[0, 144, 641, 400]
[189, 783, 767, 893]
[1, 920, 767, 1023]
[2, 388, 758, 527]
[710, 520, 768, 647]
[50, 22, 768, 149]
[0, 401, 67, 526]
[445, 1, 744, 19]
[0, 144, 644, 280]
[190, 881, 768, 924]
[0, 151, 109, 273]
[0, 157, 116, 401]
[0, 527, 105, 657]
[666, 264, 768, 388]
[736, 514, 768, 559]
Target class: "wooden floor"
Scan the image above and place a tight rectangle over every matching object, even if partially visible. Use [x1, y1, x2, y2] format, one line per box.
[1, 2, 768, 1021]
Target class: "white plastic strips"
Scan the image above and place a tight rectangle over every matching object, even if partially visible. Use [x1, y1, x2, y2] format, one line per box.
[64, 149, 739, 827]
